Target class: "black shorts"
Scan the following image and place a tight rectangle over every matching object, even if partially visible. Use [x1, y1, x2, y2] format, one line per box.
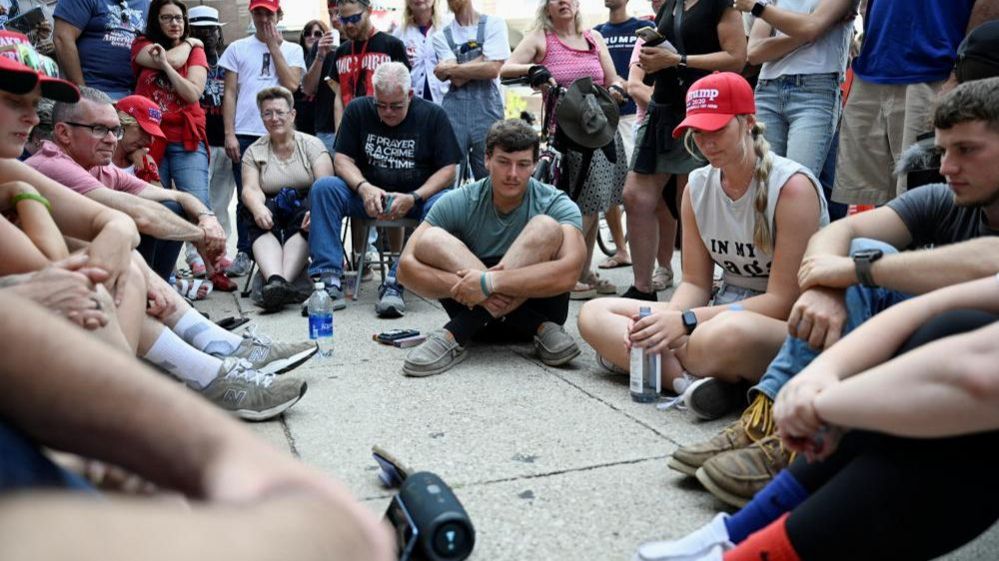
[245, 187, 310, 246]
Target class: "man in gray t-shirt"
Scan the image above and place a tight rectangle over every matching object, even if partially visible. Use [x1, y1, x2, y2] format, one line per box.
[397, 119, 587, 377]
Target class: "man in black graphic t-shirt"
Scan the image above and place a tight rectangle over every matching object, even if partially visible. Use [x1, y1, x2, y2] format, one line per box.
[307, 62, 461, 317]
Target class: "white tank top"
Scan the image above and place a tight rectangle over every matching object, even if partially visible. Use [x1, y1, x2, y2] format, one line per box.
[688, 153, 829, 292]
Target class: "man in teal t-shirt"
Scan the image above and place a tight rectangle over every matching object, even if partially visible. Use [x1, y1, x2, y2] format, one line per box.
[397, 119, 587, 377]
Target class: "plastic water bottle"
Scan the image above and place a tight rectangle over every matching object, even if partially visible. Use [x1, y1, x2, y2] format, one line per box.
[630, 306, 661, 403]
[308, 282, 333, 358]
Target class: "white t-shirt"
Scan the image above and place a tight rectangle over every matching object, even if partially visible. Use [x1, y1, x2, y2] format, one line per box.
[431, 14, 510, 92]
[757, 0, 854, 80]
[392, 21, 449, 103]
[218, 36, 306, 137]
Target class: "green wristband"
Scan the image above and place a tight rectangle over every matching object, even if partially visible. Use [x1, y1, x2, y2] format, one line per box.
[11, 192, 52, 213]
[480, 272, 492, 297]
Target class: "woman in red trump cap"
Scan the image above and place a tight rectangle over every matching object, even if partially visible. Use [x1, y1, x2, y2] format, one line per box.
[579, 72, 828, 419]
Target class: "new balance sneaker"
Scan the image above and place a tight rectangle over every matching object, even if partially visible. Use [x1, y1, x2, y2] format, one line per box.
[226, 251, 252, 277]
[199, 357, 308, 421]
[633, 513, 733, 561]
[668, 393, 774, 476]
[696, 434, 793, 508]
[375, 283, 406, 318]
[534, 322, 580, 366]
[403, 329, 466, 377]
[225, 328, 318, 375]
[682, 377, 743, 420]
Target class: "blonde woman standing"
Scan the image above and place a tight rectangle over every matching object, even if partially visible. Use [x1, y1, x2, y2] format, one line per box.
[393, 0, 448, 102]
[579, 73, 828, 420]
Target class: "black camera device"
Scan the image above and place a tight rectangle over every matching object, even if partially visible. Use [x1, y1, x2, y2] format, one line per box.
[384, 471, 475, 561]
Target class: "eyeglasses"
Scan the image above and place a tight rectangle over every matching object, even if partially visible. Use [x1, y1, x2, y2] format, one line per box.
[262, 109, 290, 119]
[64, 122, 125, 140]
[375, 101, 407, 112]
[158, 14, 184, 24]
[338, 12, 364, 25]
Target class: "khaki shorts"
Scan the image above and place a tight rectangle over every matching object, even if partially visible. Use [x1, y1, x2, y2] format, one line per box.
[832, 76, 942, 205]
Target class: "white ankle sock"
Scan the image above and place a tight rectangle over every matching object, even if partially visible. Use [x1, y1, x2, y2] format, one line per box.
[143, 329, 223, 389]
[173, 310, 243, 356]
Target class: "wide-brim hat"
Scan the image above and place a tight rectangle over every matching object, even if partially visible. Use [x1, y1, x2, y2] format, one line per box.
[0, 38, 80, 102]
[556, 77, 619, 150]
[672, 71, 755, 139]
[189, 6, 226, 27]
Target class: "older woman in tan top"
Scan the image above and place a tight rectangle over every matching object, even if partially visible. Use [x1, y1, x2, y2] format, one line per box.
[242, 86, 334, 311]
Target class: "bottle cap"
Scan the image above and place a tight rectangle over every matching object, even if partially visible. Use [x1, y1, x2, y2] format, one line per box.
[314, 282, 325, 290]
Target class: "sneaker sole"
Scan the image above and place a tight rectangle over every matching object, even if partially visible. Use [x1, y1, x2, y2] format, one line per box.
[402, 349, 468, 377]
[666, 456, 700, 477]
[694, 467, 751, 509]
[375, 304, 405, 318]
[538, 345, 581, 367]
[686, 380, 740, 421]
[230, 382, 308, 422]
[258, 345, 320, 375]
[569, 289, 597, 300]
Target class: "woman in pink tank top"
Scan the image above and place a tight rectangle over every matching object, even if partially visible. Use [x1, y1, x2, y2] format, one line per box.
[501, 0, 629, 299]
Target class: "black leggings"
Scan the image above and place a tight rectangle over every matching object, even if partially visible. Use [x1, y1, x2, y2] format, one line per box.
[785, 309, 999, 561]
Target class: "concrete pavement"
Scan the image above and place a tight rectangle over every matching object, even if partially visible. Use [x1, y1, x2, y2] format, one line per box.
[195, 255, 998, 561]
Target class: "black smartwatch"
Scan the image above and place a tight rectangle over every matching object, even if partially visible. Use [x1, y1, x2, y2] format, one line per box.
[681, 310, 698, 335]
[751, 1, 768, 17]
[678, 54, 688, 68]
[853, 249, 884, 287]
[411, 192, 423, 205]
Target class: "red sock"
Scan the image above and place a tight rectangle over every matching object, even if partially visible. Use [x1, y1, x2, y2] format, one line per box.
[723, 514, 801, 561]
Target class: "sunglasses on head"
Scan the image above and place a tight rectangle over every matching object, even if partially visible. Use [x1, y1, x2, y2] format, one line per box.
[338, 12, 364, 25]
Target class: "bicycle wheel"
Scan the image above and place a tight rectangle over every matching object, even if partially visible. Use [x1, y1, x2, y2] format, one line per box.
[596, 212, 617, 256]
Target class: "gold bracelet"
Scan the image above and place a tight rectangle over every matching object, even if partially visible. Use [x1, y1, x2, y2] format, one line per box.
[11, 192, 52, 213]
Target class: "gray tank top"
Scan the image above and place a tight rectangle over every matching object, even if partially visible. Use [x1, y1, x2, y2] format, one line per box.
[688, 154, 829, 292]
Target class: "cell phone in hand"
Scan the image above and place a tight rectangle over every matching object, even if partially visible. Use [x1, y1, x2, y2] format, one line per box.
[635, 27, 665, 43]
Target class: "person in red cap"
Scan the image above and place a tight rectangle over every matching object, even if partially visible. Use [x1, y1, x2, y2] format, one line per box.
[112, 94, 166, 185]
[579, 71, 828, 418]
[218, 0, 306, 278]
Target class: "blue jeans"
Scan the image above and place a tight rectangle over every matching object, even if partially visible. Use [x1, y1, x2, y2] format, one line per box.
[137, 200, 185, 280]
[316, 131, 336, 160]
[231, 135, 260, 254]
[307, 176, 448, 287]
[159, 142, 210, 206]
[752, 238, 910, 400]
[0, 420, 93, 492]
[755, 73, 841, 176]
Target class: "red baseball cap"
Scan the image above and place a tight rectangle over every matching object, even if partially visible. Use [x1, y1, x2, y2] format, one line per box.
[672, 72, 756, 138]
[249, 0, 280, 13]
[0, 38, 80, 102]
[116, 96, 166, 139]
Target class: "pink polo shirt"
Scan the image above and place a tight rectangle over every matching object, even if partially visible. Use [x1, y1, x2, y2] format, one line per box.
[25, 141, 148, 196]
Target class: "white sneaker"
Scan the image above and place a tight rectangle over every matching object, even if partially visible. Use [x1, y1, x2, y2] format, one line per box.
[633, 513, 733, 561]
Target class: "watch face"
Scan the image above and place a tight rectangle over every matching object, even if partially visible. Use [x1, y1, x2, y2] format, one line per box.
[855, 249, 884, 262]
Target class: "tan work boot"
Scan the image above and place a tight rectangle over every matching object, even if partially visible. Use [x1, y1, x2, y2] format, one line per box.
[695, 434, 795, 508]
[667, 393, 774, 476]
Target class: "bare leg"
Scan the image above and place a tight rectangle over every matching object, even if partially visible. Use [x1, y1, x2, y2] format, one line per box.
[406, 226, 487, 299]
[251, 233, 284, 280]
[624, 171, 671, 292]
[601, 205, 630, 264]
[497, 215, 564, 269]
[655, 200, 674, 267]
[0, 493, 392, 561]
[281, 234, 309, 283]
[676, 310, 787, 383]
[114, 258, 149, 353]
[577, 213, 599, 284]
[578, 296, 673, 370]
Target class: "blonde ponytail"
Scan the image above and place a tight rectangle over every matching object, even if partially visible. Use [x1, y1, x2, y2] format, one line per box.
[750, 121, 774, 254]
